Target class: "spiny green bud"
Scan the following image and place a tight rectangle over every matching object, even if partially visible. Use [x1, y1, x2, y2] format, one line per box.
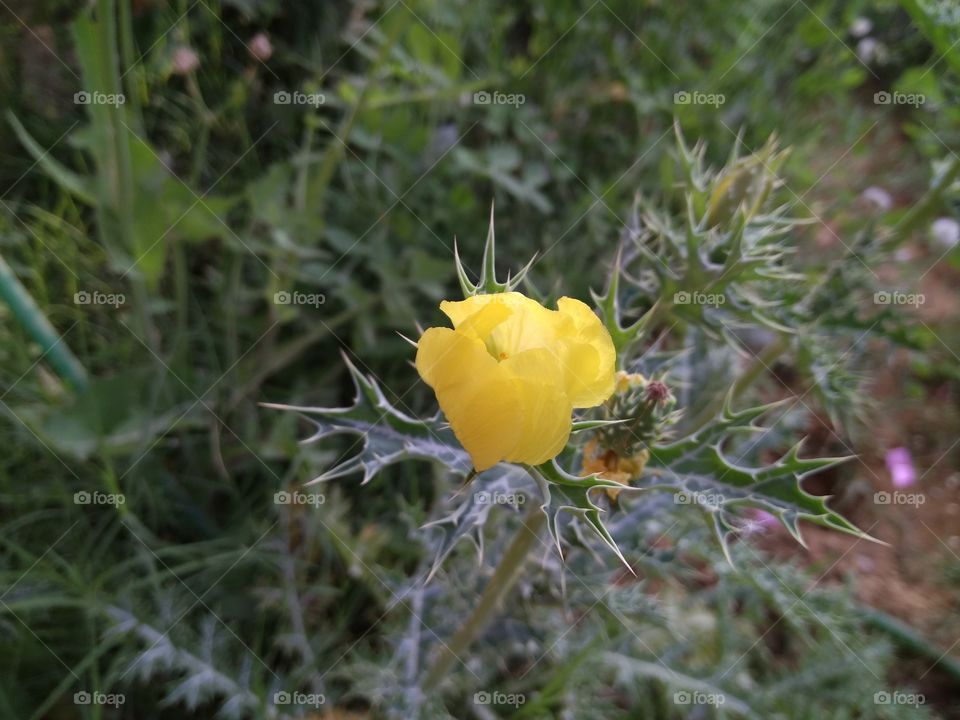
[581, 373, 679, 501]
[705, 137, 789, 227]
[596, 372, 679, 458]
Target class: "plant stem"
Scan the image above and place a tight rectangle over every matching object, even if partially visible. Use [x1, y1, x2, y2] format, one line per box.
[117, 0, 143, 132]
[95, 0, 156, 350]
[732, 334, 789, 396]
[863, 607, 960, 682]
[889, 154, 960, 246]
[0, 253, 89, 393]
[686, 333, 790, 432]
[422, 503, 546, 692]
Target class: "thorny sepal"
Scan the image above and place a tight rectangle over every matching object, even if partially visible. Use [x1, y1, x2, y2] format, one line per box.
[527, 459, 638, 572]
[591, 241, 664, 355]
[571, 418, 629, 433]
[454, 202, 537, 297]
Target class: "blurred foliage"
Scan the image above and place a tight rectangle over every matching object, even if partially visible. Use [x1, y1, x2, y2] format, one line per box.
[0, 0, 958, 718]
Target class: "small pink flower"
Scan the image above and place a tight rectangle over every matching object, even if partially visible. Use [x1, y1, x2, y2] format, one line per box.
[248, 33, 273, 61]
[885, 447, 916, 488]
[743, 508, 779, 534]
[172, 46, 200, 76]
[860, 186, 893, 212]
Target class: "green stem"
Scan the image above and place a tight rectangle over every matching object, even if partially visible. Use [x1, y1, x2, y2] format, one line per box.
[224, 252, 241, 369]
[117, 0, 143, 131]
[97, 0, 134, 252]
[95, 0, 156, 350]
[732, 334, 789, 397]
[686, 333, 790, 432]
[294, 122, 315, 212]
[863, 607, 960, 682]
[422, 503, 546, 691]
[0, 253, 88, 393]
[888, 154, 960, 247]
[618, 298, 670, 360]
[170, 242, 189, 366]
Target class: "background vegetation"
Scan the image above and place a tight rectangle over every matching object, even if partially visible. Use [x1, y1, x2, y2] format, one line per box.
[0, 0, 958, 717]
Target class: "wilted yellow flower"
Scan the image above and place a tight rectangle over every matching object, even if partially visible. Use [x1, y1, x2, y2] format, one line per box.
[416, 292, 616, 471]
[581, 438, 649, 501]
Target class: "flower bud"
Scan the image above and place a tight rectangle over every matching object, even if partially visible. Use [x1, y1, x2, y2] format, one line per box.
[705, 139, 787, 226]
[597, 372, 678, 457]
[248, 33, 273, 61]
[583, 373, 680, 500]
[171, 46, 200, 75]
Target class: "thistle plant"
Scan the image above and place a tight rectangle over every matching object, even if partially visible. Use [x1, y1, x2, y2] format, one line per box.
[270, 129, 876, 701]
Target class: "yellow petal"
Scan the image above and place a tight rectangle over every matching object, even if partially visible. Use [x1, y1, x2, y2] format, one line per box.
[415, 327, 497, 391]
[555, 297, 616, 406]
[439, 294, 513, 328]
[439, 292, 536, 327]
[441, 292, 561, 358]
[447, 376, 523, 470]
[500, 349, 573, 465]
[488, 298, 559, 357]
[415, 327, 521, 471]
[456, 300, 512, 345]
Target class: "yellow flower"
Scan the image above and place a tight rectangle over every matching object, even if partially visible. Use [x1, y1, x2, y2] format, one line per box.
[416, 292, 616, 471]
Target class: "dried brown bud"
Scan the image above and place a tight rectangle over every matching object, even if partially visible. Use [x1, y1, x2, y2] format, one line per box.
[645, 380, 670, 404]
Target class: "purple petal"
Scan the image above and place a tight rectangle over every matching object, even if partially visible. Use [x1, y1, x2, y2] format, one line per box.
[885, 447, 916, 488]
